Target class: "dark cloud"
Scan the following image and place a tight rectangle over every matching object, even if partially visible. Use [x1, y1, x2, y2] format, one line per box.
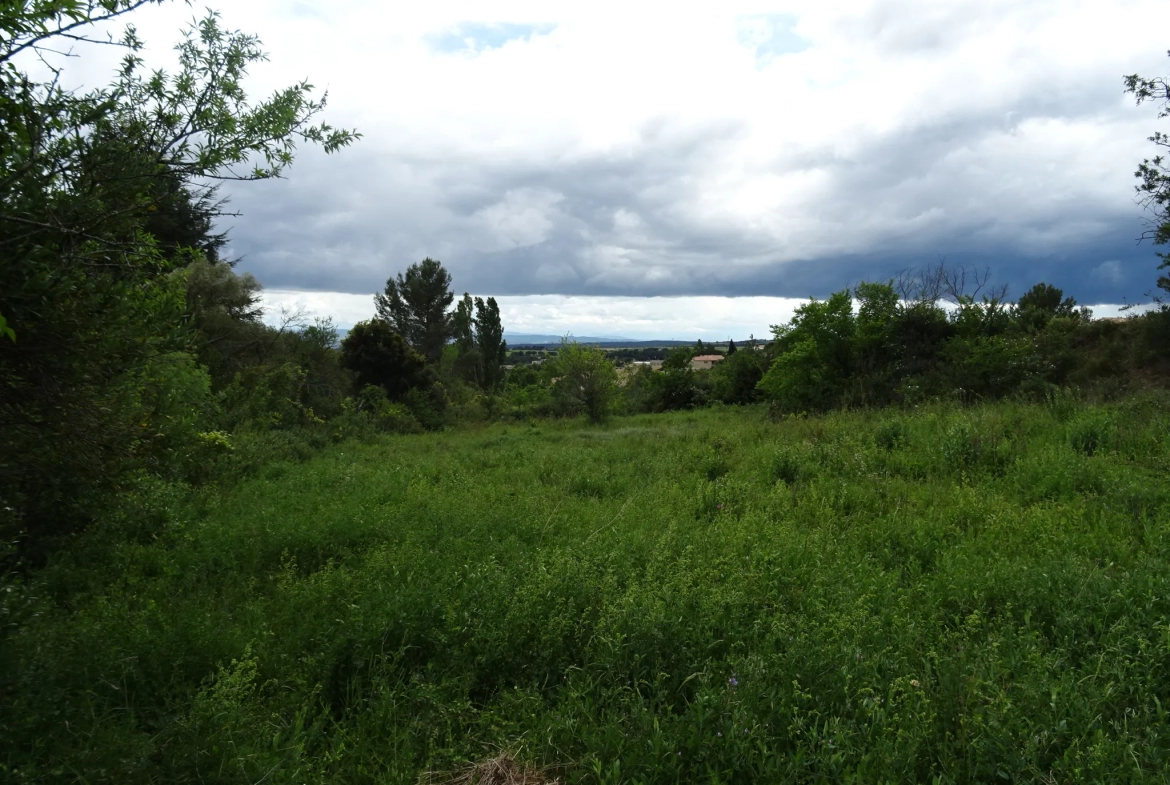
[212, 2, 1167, 307]
[221, 114, 1160, 306]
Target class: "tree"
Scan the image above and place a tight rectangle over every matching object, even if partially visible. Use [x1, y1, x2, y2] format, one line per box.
[474, 296, 507, 391]
[181, 256, 268, 384]
[710, 347, 766, 405]
[339, 320, 426, 400]
[0, 3, 358, 546]
[144, 170, 231, 264]
[727, 339, 738, 355]
[451, 293, 482, 386]
[374, 258, 454, 363]
[756, 291, 855, 412]
[452, 293, 476, 355]
[554, 340, 619, 423]
[1014, 282, 1078, 331]
[851, 281, 900, 404]
[1125, 52, 1170, 297]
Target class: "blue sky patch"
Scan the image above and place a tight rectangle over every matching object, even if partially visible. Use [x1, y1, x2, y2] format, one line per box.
[428, 23, 557, 54]
[737, 14, 809, 67]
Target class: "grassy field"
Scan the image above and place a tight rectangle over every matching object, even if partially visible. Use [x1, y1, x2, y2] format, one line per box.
[4, 393, 1170, 783]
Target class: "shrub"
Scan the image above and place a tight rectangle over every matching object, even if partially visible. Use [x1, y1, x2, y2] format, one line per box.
[553, 341, 619, 424]
[874, 419, 908, 451]
[339, 319, 426, 400]
[709, 348, 767, 405]
[770, 446, 803, 484]
[1068, 410, 1114, 457]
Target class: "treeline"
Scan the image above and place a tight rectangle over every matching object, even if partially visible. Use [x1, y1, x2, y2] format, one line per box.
[485, 274, 1170, 424]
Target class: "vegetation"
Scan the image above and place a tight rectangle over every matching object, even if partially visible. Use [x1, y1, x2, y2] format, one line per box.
[552, 340, 620, 423]
[5, 394, 1170, 782]
[376, 258, 457, 364]
[1126, 49, 1170, 298]
[0, 1, 357, 551]
[5, 5, 1170, 781]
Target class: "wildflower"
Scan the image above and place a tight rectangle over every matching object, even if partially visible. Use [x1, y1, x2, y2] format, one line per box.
[717, 503, 723, 509]
[910, 679, 920, 688]
[728, 677, 738, 687]
[717, 732, 722, 737]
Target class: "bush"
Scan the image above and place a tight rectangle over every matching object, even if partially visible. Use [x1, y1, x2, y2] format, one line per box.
[1067, 410, 1114, 457]
[874, 419, 908, 451]
[339, 319, 426, 400]
[710, 349, 767, 405]
[553, 341, 619, 424]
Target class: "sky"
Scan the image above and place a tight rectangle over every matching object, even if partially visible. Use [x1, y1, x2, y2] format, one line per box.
[54, 0, 1170, 338]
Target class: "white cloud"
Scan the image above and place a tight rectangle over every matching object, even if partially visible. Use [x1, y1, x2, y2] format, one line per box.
[260, 290, 801, 339]
[29, 0, 1170, 302]
[259, 289, 1149, 341]
[469, 188, 563, 251]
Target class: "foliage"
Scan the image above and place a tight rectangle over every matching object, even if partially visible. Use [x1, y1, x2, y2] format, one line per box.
[1013, 282, 1079, 331]
[1125, 51, 1170, 297]
[498, 364, 556, 419]
[757, 290, 855, 411]
[849, 281, 900, 404]
[181, 257, 268, 384]
[350, 384, 423, 434]
[709, 346, 767, 405]
[451, 293, 482, 386]
[0, 2, 357, 548]
[339, 320, 426, 401]
[629, 347, 705, 413]
[474, 296, 507, 392]
[218, 363, 316, 432]
[752, 269, 1160, 414]
[6, 395, 1170, 781]
[375, 258, 455, 363]
[553, 340, 619, 423]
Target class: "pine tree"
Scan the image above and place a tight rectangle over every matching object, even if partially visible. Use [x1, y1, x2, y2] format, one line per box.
[374, 258, 455, 363]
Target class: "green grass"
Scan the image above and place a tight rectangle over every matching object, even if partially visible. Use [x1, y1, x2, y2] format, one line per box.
[5, 394, 1170, 783]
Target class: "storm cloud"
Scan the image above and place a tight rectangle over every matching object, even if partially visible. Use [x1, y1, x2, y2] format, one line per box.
[111, 0, 1170, 307]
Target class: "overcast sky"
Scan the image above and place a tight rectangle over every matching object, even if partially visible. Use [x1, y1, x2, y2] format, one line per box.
[70, 0, 1170, 337]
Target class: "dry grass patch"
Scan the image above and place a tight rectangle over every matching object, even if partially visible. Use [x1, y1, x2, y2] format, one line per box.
[421, 752, 561, 785]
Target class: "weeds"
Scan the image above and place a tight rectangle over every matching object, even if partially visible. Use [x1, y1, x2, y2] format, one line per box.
[4, 394, 1170, 782]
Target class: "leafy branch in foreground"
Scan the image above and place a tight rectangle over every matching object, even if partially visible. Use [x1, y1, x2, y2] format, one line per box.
[114, 9, 360, 181]
[0, 1, 359, 548]
[1125, 50, 1170, 297]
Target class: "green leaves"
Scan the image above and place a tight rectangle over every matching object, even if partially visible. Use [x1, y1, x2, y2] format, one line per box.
[0, 1, 359, 546]
[554, 339, 619, 423]
[113, 9, 360, 182]
[1124, 52, 1170, 294]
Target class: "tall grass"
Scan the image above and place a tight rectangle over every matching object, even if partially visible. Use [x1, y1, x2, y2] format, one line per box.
[4, 393, 1170, 782]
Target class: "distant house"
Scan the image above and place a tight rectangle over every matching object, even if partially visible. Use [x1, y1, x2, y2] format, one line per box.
[691, 354, 725, 371]
[632, 360, 664, 371]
